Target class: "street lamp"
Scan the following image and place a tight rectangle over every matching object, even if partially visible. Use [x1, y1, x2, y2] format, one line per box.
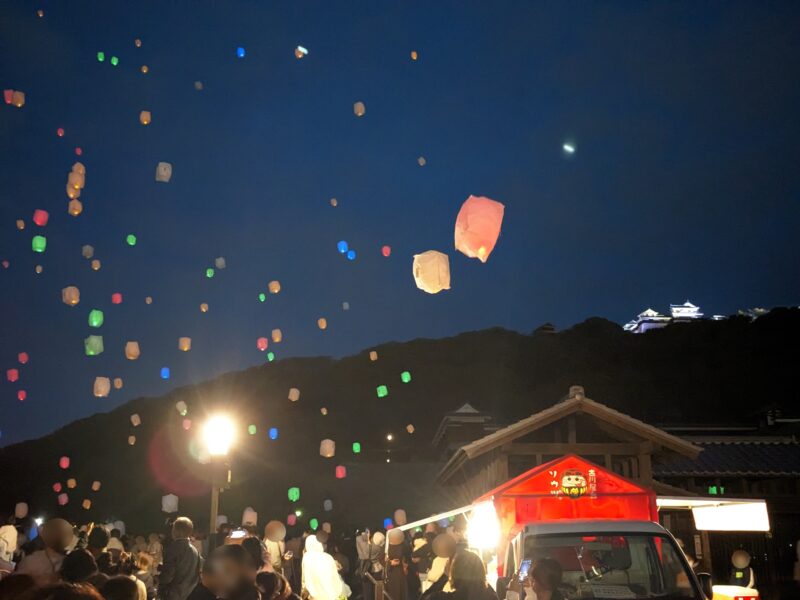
[202, 415, 235, 536]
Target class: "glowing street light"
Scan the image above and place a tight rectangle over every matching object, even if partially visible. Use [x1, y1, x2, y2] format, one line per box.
[203, 414, 235, 456]
[467, 501, 501, 550]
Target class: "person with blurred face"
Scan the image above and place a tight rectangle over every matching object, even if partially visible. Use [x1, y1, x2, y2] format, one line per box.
[209, 544, 259, 600]
[16, 518, 74, 585]
[159, 518, 200, 600]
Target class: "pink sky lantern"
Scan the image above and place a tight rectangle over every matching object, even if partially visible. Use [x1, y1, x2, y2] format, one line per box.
[111, 292, 123, 304]
[335, 465, 347, 479]
[257, 337, 268, 351]
[58, 493, 69, 506]
[381, 245, 391, 257]
[7, 369, 19, 383]
[182, 418, 192, 430]
[287, 514, 297, 526]
[75, 147, 82, 156]
[32, 210, 49, 227]
[53, 482, 62, 493]
[3, 90, 13, 104]
[2, 261, 8, 269]
[57, 127, 65, 137]
[18, 352, 29, 364]
[17, 390, 26, 401]
[59, 456, 70, 469]
[454, 195, 505, 263]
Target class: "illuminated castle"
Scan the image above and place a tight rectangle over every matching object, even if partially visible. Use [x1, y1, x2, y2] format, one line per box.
[624, 300, 708, 334]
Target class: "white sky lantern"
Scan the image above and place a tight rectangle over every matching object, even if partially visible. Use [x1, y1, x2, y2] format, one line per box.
[93, 377, 111, 398]
[125, 341, 140, 360]
[323, 499, 333, 512]
[215, 257, 226, 269]
[15, 502, 28, 519]
[294, 45, 308, 59]
[320, 439, 335, 458]
[369, 350, 378, 361]
[155, 162, 172, 183]
[62, 286, 80, 306]
[454, 195, 505, 263]
[128, 435, 136, 445]
[161, 494, 179, 513]
[288, 387, 300, 402]
[242, 507, 258, 526]
[354, 101, 366, 117]
[130, 413, 141, 427]
[272, 328, 282, 343]
[178, 337, 192, 351]
[413, 251, 451, 294]
[466, 501, 501, 549]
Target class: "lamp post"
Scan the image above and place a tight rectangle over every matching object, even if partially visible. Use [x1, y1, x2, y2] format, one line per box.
[203, 415, 235, 537]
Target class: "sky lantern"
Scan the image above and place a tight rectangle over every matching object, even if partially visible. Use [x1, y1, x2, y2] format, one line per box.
[272, 329, 282, 343]
[346, 249, 356, 260]
[139, 110, 151, 125]
[200, 303, 209, 313]
[16, 219, 24, 230]
[288, 387, 300, 402]
[342, 301, 350, 311]
[248, 424, 257, 435]
[17, 390, 27, 401]
[155, 162, 172, 183]
[67, 478, 77, 489]
[3, 89, 12, 104]
[113, 378, 123, 389]
[257, 337, 268, 351]
[337, 241, 349, 254]
[111, 293, 122, 304]
[90, 259, 101, 271]
[320, 439, 335, 458]
[32, 209, 49, 227]
[317, 318, 327, 330]
[126, 234, 137, 246]
[454, 195, 505, 262]
[418, 156, 426, 166]
[175, 401, 188, 415]
[128, 435, 136, 446]
[31, 235, 47, 253]
[93, 377, 111, 398]
[58, 493, 68, 506]
[294, 45, 308, 59]
[134, 38, 142, 47]
[194, 81, 203, 90]
[324, 499, 333, 512]
[141, 65, 149, 74]
[7, 369, 19, 383]
[88, 309, 104, 328]
[91, 481, 101, 491]
[411, 50, 418, 60]
[369, 351, 378, 361]
[381, 245, 391, 257]
[407, 424, 415, 434]
[412, 250, 450, 294]
[401, 371, 412, 383]
[160, 367, 170, 379]
[53, 483, 62, 493]
[178, 337, 192, 351]
[287, 514, 297, 526]
[18, 352, 29, 364]
[125, 341, 140, 360]
[82, 499, 91, 510]
[182, 418, 191, 430]
[68, 198, 82, 216]
[376, 385, 388, 398]
[81, 245, 94, 259]
[11, 91, 25, 108]
[288, 487, 300, 502]
[59, 456, 70, 469]
[352, 442, 361, 454]
[320, 407, 328, 416]
[335, 466, 347, 479]
[215, 257, 226, 269]
[84, 335, 104, 356]
[206, 268, 215, 278]
[354, 101, 366, 117]
[268, 280, 281, 294]
[269, 427, 279, 440]
[236, 46, 246, 58]
[162, 494, 179, 513]
[62, 286, 80, 306]
[130, 414, 141, 427]
[145, 296, 153, 305]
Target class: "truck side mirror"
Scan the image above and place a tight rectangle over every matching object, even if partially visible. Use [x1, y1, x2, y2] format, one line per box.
[696, 572, 713, 599]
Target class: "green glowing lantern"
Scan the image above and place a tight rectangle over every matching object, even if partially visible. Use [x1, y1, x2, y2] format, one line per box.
[110, 56, 119, 66]
[376, 385, 388, 398]
[206, 268, 214, 278]
[400, 371, 412, 383]
[258, 293, 266, 302]
[126, 234, 137, 246]
[88, 309, 104, 328]
[32, 235, 47, 253]
[309, 518, 319, 531]
[266, 352, 275, 362]
[248, 424, 257, 435]
[288, 487, 300, 502]
[84, 335, 104, 356]
[352, 442, 362, 454]
[97, 51, 105, 62]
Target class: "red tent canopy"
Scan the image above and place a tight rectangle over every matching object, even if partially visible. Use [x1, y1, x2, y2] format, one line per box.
[477, 454, 658, 542]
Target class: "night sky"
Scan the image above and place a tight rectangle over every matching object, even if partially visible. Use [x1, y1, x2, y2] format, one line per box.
[1, 1, 799, 446]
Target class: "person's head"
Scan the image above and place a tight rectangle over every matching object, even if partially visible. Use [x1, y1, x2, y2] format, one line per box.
[0, 573, 37, 600]
[61, 548, 98, 583]
[88, 526, 110, 551]
[449, 551, 486, 591]
[135, 552, 153, 572]
[24, 583, 104, 600]
[109, 529, 121, 540]
[210, 543, 257, 599]
[241, 537, 266, 570]
[171, 517, 193, 540]
[732, 549, 751, 569]
[218, 523, 233, 536]
[199, 558, 217, 591]
[147, 533, 159, 544]
[530, 559, 562, 595]
[42, 518, 74, 554]
[100, 576, 139, 600]
[256, 571, 292, 600]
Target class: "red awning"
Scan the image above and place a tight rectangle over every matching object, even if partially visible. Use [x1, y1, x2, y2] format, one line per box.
[477, 454, 658, 539]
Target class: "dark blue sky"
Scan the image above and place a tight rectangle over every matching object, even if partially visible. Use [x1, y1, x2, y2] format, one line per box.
[2, 1, 799, 446]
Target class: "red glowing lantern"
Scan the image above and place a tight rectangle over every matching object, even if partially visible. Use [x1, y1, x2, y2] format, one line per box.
[2, 261, 8, 269]
[335, 465, 347, 479]
[111, 292, 123, 304]
[3, 90, 12, 104]
[57, 127, 65, 137]
[7, 369, 19, 383]
[17, 390, 26, 401]
[59, 456, 70, 469]
[58, 493, 69, 506]
[257, 337, 268, 351]
[287, 514, 297, 526]
[53, 482, 62, 493]
[32, 209, 49, 227]
[75, 147, 82, 156]
[381, 245, 391, 257]
[18, 352, 29, 364]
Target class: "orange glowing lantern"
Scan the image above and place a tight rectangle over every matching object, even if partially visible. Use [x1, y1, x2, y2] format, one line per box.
[454, 195, 505, 262]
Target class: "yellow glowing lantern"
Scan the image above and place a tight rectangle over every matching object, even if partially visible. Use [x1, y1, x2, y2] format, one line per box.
[93, 377, 111, 398]
[91, 259, 101, 271]
[411, 50, 418, 60]
[141, 65, 149, 74]
[369, 350, 378, 361]
[271, 328, 282, 343]
[178, 337, 192, 351]
[68, 199, 83, 216]
[128, 435, 136, 446]
[288, 388, 300, 402]
[67, 478, 77, 489]
[113, 377, 123, 389]
[268, 280, 281, 294]
[82, 499, 92, 510]
[317, 317, 327, 330]
[139, 110, 151, 125]
[125, 341, 140, 360]
[320, 439, 335, 458]
[62, 286, 80, 306]
[91, 481, 101, 491]
[16, 219, 24, 230]
[200, 303, 209, 313]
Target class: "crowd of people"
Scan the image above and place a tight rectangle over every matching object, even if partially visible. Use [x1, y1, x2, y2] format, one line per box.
[0, 513, 560, 600]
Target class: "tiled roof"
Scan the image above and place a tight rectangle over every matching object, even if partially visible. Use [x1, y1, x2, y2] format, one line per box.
[655, 441, 800, 476]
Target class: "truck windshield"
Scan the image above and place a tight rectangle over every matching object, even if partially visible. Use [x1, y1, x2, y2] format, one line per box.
[521, 533, 700, 599]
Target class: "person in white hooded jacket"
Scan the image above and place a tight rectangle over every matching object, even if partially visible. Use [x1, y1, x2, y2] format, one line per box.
[302, 535, 351, 600]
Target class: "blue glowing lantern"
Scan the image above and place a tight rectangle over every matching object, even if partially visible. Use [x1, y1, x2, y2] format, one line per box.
[269, 427, 279, 440]
[383, 518, 393, 529]
[346, 249, 356, 261]
[160, 367, 170, 379]
[337, 240, 349, 254]
[236, 47, 246, 58]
